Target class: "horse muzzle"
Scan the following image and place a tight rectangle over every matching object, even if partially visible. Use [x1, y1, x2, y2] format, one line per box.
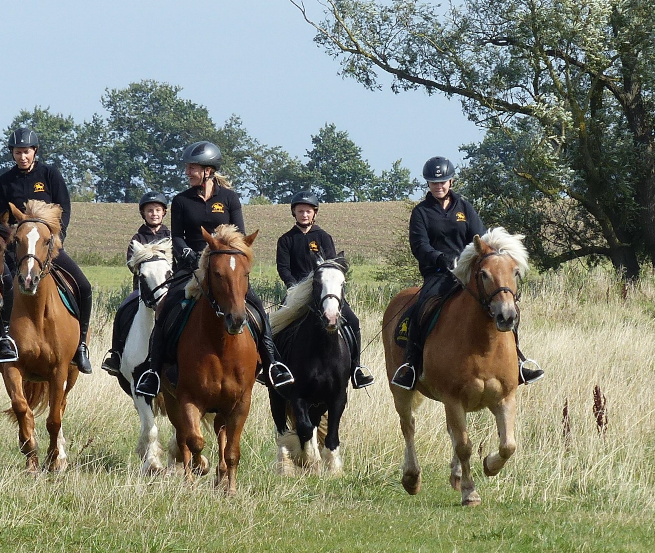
[225, 313, 246, 335]
[18, 273, 40, 295]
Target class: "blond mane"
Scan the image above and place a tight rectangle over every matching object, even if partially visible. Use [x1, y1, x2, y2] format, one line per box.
[269, 275, 314, 336]
[127, 238, 173, 272]
[452, 227, 529, 283]
[20, 200, 63, 253]
[185, 224, 254, 300]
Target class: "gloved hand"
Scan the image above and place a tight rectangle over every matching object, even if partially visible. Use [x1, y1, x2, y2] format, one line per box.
[180, 247, 199, 270]
[435, 253, 451, 271]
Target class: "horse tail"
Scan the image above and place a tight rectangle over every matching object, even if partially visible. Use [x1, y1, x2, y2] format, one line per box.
[151, 394, 167, 417]
[3, 381, 50, 421]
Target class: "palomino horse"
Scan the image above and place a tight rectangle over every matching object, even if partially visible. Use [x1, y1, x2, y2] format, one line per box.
[268, 255, 351, 475]
[162, 224, 259, 495]
[382, 228, 529, 506]
[1, 200, 81, 472]
[115, 238, 173, 474]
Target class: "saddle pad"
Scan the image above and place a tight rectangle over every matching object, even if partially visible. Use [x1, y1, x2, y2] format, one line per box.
[57, 288, 79, 318]
[51, 267, 80, 319]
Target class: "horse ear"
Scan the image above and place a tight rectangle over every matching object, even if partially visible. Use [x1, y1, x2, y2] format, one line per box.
[201, 227, 213, 244]
[0, 211, 8, 225]
[244, 229, 259, 247]
[474, 234, 483, 254]
[9, 203, 24, 222]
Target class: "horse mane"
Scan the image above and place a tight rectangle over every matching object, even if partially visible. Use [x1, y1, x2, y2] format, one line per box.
[21, 200, 63, 252]
[127, 237, 173, 272]
[186, 224, 254, 300]
[269, 255, 350, 336]
[452, 227, 529, 283]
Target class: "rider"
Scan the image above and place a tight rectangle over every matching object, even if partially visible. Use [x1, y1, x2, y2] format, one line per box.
[101, 192, 171, 375]
[0, 128, 93, 373]
[391, 156, 545, 390]
[134, 140, 293, 396]
[276, 190, 374, 389]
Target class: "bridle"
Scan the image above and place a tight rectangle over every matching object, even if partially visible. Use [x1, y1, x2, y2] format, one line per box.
[311, 260, 347, 326]
[462, 251, 521, 318]
[195, 248, 249, 319]
[15, 218, 56, 281]
[137, 255, 173, 309]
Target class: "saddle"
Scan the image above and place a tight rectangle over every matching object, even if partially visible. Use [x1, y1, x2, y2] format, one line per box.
[50, 266, 81, 320]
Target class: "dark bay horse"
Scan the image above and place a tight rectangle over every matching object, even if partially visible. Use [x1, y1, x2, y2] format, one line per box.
[268, 256, 351, 475]
[382, 228, 529, 505]
[162, 224, 259, 495]
[1, 201, 81, 472]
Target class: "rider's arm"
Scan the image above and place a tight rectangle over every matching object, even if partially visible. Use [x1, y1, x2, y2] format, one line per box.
[276, 235, 296, 288]
[48, 166, 71, 244]
[409, 207, 447, 271]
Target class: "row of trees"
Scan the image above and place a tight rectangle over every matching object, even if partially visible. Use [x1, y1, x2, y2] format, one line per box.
[1, 80, 419, 204]
[295, 0, 655, 278]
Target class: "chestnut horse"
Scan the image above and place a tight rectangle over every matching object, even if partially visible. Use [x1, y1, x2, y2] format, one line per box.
[1, 200, 81, 472]
[162, 224, 259, 495]
[382, 228, 529, 506]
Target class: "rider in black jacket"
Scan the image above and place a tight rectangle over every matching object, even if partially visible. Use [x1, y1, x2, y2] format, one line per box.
[134, 141, 293, 396]
[276, 190, 374, 389]
[391, 156, 544, 390]
[0, 128, 92, 373]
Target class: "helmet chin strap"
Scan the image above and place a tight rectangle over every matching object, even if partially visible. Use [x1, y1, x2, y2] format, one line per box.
[296, 221, 313, 229]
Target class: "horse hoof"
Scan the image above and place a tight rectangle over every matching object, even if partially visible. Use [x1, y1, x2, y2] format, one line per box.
[483, 456, 498, 477]
[143, 464, 165, 477]
[192, 455, 210, 476]
[402, 473, 421, 495]
[462, 491, 482, 506]
[26, 458, 40, 475]
[449, 474, 461, 492]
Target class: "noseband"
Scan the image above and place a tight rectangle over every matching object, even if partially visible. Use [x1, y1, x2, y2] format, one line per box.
[138, 256, 172, 309]
[195, 248, 248, 319]
[15, 218, 56, 280]
[466, 251, 521, 317]
[312, 261, 347, 326]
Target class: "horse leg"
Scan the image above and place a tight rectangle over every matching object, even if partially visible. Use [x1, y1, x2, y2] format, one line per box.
[217, 393, 251, 496]
[133, 393, 164, 475]
[44, 371, 68, 472]
[215, 422, 228, 489]
[176, 402, 207, 482]
[268, 388, 288, 435]
[447, 425, 462, 492]
[484, 394, 517, 477]
[294, 400, 321, 472]
[392, 388, 421, 495]
[444, 402, 480, 506]
[2, 366, 39, 472]
[321, 392, 347, 475]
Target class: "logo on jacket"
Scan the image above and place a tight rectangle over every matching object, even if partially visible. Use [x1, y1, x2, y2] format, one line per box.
[33, 182, 45, 193]
[308, 240, 319, 253]
[212, 202, 225, 213]
[456, 212, 467, 222]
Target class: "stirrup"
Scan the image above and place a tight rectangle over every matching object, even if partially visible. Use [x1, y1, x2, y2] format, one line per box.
[519, 358, 545, 384]
[391, 362, 416, 390]
[101, 349, 121, 376]
[0, 335, 19, 363]
[135, 369, 161, 398]
[269, 361, 294, 389]
[352, 365, 374, 389]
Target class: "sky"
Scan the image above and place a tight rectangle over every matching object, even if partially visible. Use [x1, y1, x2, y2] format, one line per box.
[0, 0, 482, 188]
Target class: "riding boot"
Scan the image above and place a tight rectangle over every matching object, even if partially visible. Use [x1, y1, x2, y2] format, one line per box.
[135, 321, 164, 397]
[514, 329, 544, 385]
[260, 315, 294, 389]
[350, 328, 374, 389]
[391, 316, 423, 390]
[72, 290, 93, 374]
[101, 300, 132, 376]
[0, 268, 18, 362]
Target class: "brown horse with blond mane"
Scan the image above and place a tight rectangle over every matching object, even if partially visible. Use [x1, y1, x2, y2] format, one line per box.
[382, 227, 529, 506]
[1, 200, 81, 472]
[162, 224, 259, 495]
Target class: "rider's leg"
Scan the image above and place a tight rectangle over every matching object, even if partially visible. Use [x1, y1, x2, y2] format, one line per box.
[0, 263, 18, 362]
[342, 303, 374, 389]
[247, 286, 294, 389]
[134, 318, 165, 397]
[514, 328, 544, 384]
[102, 290, 139, 375]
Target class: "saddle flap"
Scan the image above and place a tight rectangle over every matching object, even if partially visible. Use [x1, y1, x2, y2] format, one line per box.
[50, 266, 81, 319]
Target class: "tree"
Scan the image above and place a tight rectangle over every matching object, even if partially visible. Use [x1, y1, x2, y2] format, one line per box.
[370, 159, 419, 201]
[292, 0, 655, 278]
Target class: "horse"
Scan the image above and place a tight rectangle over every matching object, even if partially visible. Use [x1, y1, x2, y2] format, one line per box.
[268, 255, 352, 475]
[382, 228, 529, 506]
[161, 224, 259, 495]
[114, 238, 173, 474]
[1, 200, 81, 472]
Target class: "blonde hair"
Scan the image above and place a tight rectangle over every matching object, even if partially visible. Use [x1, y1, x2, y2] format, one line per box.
[210, 171, 233, 190]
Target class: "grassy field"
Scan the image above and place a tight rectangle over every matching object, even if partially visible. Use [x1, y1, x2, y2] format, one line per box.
[0, 261, 654, 551]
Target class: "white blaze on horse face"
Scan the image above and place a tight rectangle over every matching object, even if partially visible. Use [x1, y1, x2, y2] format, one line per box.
[320, 267, 345, 327]
[230, 255, 236, 272]
[25, 226, 41, 276]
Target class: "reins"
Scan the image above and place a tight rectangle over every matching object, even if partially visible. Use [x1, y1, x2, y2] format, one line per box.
[137, 255, 174, 309]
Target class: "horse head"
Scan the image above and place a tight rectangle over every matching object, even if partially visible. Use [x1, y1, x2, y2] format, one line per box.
[454, 228, 529, 332]
[128, 238, 174, 309]
[199, 225, 257, 335]
[10, 201, 63, 295]
[312, 254, 349, 333]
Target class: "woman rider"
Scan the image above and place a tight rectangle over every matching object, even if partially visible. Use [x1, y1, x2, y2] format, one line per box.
[0, 128, 92, 373]
[276, 190, 374, 389]
[391, 156, 544, 390]
[134, 141, 293, 396]
[101, 191, 171, 375]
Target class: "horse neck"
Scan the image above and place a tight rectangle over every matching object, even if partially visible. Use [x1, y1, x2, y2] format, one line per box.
[451, 288, 507, 345]
[15, 273, 57, 318]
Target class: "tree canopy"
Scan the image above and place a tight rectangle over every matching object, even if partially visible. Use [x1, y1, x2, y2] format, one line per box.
[292, 0, 655, 277]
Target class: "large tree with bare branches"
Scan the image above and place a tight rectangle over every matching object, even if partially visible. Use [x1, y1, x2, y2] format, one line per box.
[292, 0, 655, 278]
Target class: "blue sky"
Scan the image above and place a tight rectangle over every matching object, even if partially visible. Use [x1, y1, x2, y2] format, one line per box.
[0, 0, 482, 186]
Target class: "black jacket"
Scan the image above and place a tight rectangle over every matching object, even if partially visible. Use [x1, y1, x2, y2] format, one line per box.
[170, 186, 244, 261]
[276, 224, 337, 287]
[126, 224, 171, 264]
[0, 162, 71, 242]
[409, 191, 486, 278]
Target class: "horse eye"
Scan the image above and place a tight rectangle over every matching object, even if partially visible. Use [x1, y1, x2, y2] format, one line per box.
[480, 270, 490, 281]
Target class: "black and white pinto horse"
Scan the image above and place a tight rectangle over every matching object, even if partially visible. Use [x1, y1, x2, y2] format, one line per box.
[268, 255, 351, 475]
[117, 238, 173, 474]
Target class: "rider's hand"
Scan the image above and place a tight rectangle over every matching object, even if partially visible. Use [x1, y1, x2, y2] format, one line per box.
[181, 248, 199, 270]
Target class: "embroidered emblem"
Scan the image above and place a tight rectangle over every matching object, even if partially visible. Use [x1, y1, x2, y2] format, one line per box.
[309, 240, 319, 253]
[33, 182, 45, 193]
[456, 212, 467, 222]
[212, 202, 225, 213]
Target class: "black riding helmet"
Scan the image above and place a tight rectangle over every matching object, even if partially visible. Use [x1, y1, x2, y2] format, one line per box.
[182, 141, 222, 169]
[139, 191, 168, 212]
[290, 190, 320, 214]
[8, 128, 39, 150]
[423, 156, 455, 182]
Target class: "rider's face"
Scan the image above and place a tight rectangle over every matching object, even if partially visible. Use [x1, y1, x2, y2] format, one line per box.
[293, 204, 316, 226]
[12, 147, 37, 171]
[142, 203, 165, 226]
[428, 179, 452, 200]
[185, 163, 212, 187]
